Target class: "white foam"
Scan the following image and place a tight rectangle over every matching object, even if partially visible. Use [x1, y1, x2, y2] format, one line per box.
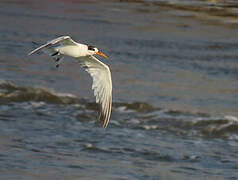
[224, 115, 238, 122]
[30, 101, 46, 107]
[115, 106, 135, 113]
[55, 92, 77, 98]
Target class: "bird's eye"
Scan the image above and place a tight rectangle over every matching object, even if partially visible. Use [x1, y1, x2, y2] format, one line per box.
[88, 45, 95, 51]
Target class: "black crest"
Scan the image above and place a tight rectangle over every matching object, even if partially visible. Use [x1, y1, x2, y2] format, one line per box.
[88, 45, 96, 51]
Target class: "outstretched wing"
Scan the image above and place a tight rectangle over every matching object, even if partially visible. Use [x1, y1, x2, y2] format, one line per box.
[78, 55, 112, 128]
[28, 36, 78, 55]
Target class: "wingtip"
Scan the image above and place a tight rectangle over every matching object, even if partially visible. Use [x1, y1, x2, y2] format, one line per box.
[98, 111, 109, 128]
[28, 49, 36, 56]
[102, 116, 110, 128]
[103, 123, 108, 128]
[28, 52, 33, 56]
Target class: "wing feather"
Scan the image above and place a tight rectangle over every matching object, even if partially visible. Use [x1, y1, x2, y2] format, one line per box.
[78, 56, 112, 128]
[28, 36, 78, 55]
[28, 36, 112, 128]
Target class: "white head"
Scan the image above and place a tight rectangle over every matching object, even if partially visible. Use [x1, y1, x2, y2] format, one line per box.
[87, 45, 108, 58]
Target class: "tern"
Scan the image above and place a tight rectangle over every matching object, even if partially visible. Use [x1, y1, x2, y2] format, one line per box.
[28, 36, 112, 128]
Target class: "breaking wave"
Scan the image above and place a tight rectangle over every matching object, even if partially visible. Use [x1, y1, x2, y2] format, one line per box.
[0, 81, 237, 140]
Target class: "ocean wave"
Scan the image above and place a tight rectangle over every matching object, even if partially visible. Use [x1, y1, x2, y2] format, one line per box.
[0, 81, 83, 104]
[113, 106, 238, 140]
[120, 0, 238, 24]
[0, 81, 237, 140]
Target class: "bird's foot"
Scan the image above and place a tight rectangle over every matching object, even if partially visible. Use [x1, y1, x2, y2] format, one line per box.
[55, 57, 60, 62]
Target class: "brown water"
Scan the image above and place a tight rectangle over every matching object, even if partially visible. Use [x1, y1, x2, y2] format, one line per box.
[0, 0, 238, 179]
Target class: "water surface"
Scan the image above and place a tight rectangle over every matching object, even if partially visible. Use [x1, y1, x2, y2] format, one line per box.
[0, 0, 238, 179]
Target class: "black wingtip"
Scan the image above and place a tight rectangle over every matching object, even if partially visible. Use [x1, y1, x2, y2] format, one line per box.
[32, 41, 39, 45]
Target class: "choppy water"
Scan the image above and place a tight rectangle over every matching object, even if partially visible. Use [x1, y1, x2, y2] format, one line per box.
[0, 0, 238, 179]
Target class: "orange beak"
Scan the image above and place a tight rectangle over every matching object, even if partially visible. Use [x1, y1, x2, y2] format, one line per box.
[96, 51, 108, 58]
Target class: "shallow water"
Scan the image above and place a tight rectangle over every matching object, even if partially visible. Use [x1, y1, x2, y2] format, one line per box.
[0, 0, 238, 179]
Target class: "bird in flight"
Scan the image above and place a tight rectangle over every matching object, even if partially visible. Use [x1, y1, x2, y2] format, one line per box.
[28, 36, 112, 128]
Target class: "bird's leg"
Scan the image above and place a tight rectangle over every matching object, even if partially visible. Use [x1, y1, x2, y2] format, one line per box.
[55, 56, 63, 68]
[55, 58, 60, 68]
[50, 51, 62, 68]
[55, 57, 60, 62]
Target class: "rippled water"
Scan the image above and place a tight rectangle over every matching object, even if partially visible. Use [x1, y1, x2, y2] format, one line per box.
[0, 0, 238, 179]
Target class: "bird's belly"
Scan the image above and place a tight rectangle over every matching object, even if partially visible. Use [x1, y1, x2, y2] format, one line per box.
[56, 46, 84, 58]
